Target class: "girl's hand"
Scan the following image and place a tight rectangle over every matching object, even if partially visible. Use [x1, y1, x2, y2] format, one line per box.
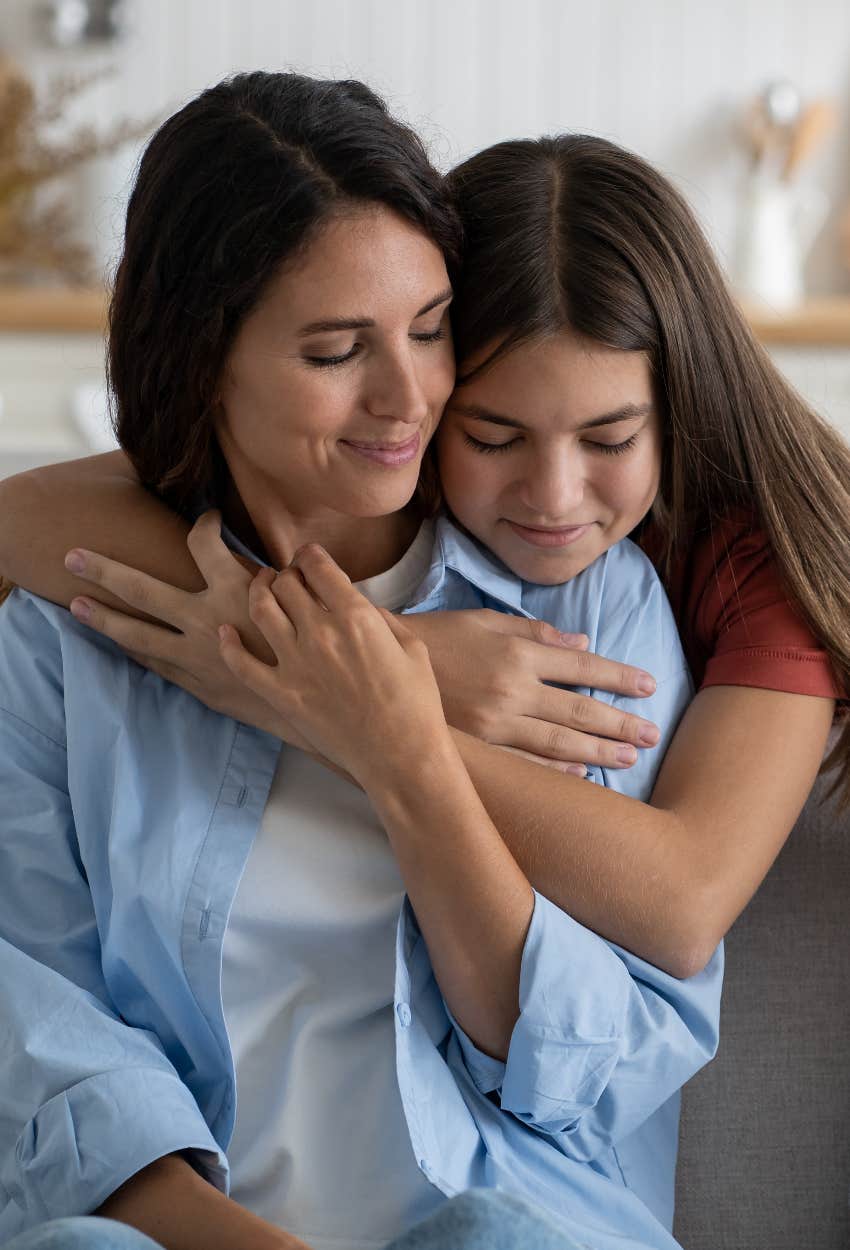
[404, 609, 662, 776]
[220, 546, 450, 789]
[64, 511, 311, 746]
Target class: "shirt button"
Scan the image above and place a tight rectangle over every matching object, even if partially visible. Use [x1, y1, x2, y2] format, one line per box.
[396, 1002, 412, 1028]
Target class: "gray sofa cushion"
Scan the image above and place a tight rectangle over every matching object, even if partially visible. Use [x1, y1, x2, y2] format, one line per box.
[674, 744, 850, 1249]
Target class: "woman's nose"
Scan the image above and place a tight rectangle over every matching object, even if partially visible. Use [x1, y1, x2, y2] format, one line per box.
[365, 346, 430, 425]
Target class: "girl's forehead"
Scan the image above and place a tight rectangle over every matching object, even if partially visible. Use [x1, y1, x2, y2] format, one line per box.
[451, 335, 654, 432]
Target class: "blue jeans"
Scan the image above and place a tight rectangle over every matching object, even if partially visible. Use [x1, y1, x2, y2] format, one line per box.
[2, 1191, 591, 1250]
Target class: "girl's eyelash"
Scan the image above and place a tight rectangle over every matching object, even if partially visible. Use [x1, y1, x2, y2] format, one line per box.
[462, 432, 518, 454]
[462, 431, 640, 456]
[594, 434, 639, 455]
[305, 327, 446, 369]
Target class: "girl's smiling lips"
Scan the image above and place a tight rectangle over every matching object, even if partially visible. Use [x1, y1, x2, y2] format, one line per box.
[505, 520, 593, 548]
[340, 431, 421, 466]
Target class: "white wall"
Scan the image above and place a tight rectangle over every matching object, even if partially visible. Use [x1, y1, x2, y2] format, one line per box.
[4, 0, 850, 289]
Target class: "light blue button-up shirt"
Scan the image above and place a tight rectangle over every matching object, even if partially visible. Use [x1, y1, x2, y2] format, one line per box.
[0, 515, 722, 1250]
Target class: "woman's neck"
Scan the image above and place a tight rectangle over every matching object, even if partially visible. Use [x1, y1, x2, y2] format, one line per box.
[218, 471, 423, 581]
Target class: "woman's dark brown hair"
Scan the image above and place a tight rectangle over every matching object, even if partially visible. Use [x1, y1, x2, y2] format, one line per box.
[447, 134, 850, 801]
[109, 71, 459, 515]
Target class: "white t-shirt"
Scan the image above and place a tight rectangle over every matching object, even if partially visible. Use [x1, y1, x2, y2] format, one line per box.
[221, 521, 443, 1250]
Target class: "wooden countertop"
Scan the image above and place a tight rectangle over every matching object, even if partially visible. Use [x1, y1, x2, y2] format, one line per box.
[4, 286, 850, 346]
[0, 286, 107, 333]
[741, 297, 850, 346]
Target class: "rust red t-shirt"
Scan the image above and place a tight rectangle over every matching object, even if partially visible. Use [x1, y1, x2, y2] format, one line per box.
[639, 512, 843, 700]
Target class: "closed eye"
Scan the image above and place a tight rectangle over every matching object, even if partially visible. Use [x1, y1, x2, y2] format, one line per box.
[590, 434, 639, 455]
[462, 432, 520, 454]
[305, 325, 447, 369]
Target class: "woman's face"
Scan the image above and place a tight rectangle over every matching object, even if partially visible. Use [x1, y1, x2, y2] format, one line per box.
[437, 330, 661, 585]
[215, 205, 454, 535]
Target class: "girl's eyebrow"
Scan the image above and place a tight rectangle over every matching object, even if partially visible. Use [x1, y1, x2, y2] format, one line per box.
[297, 287, 453, 337]
[450, 401, 652, 432]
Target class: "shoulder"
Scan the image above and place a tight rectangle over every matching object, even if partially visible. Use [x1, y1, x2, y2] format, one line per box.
[0, 588, 129, 745]
[663, 510, 840, 697]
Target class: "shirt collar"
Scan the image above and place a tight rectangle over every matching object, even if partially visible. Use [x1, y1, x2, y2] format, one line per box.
[193, 497, 527, 616]
[407, 513, 526, 613]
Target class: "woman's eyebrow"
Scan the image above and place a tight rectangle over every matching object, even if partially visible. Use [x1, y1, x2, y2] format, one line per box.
[450, 401, 652, 431]
[297, 287, 453, 337]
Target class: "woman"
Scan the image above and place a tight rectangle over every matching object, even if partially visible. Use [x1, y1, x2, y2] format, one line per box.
[4, 134, 846, 976]
[0, 74, 719, 1250]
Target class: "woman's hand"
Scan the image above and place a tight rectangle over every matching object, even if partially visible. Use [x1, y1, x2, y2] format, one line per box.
[220, 546, 451, 790]
[405, 609, 662, 775]
[64, 510, 310, 744]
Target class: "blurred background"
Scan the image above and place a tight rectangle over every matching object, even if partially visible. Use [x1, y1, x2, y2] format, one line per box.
[3, 0, 850, 479]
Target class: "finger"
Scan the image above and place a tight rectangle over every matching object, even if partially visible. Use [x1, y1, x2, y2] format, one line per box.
[218, 621, 289, 707]
[470, 609, 589, 651]
[378, 607, 417, 646]
[64, 548, 189, 629]
[289, 544, 357, 614]
[502, 718, 640, 770]
[186, 510, 254, 585]
[247, 569, 297, 655]
[69, 595, 184, 664]
[272, 562, 327, 620]
[269, 565, 324, 633]
[533, 686, 661, 748]
[497, 745, 587, 777]
[534, 644, 657, 698]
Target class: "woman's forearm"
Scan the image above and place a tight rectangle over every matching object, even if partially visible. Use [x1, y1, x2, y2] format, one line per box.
[95, 1153, 310, 1250]
[365, 731, 534, 1060]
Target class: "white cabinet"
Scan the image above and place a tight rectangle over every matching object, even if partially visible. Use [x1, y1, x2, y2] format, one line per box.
[0, 332, 112, 478]
[767, 348, 850, 446]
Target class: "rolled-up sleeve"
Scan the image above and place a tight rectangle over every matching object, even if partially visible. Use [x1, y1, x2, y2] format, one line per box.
[449, 889, 722, 1158]
[0, 595, 227, 1238]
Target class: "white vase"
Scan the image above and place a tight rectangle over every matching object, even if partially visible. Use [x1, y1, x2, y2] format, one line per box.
[733, 175, 828, 309]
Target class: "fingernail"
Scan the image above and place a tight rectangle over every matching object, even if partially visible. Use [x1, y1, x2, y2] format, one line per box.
[559, 632, 587, 647]
[564, 763, 587, 777]
[638, 723, 660, 746]
[218, 625, 230, 642]
[65, 550, 86, 574]
[616, 745, 637, 765]
[636, 673, 656, 694]
[70, 597, 91, 623]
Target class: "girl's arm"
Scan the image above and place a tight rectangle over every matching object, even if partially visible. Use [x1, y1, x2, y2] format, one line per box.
[452, 683, 834, 975]
[0, 458, 834, 976]
[0, 452, 206, 608]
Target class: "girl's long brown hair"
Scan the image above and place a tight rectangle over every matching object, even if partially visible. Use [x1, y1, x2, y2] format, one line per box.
[448, 135, 850, 803]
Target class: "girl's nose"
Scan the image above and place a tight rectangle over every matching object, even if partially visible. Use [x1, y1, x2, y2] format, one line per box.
[519, 453, 584, 520]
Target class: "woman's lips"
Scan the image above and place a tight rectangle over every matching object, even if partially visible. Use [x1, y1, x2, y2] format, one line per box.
[341, 431, 421, 466]
[505, 520, 592, 548]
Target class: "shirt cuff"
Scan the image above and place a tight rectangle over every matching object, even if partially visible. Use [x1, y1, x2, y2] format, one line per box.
[449, 891, 627, 1134]
[1, 1066, 227, 1238]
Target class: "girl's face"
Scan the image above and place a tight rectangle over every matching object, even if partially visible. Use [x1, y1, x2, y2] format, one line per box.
[437, 330, 661, 585]
[215, 205, 454, 543]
